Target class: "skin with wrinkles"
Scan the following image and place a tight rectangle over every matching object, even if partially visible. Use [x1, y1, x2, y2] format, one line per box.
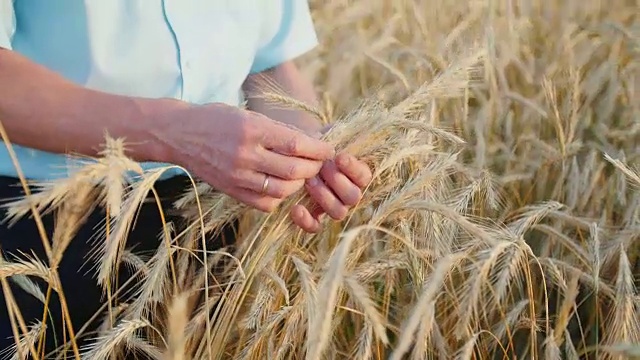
[151, 102, 337, 213]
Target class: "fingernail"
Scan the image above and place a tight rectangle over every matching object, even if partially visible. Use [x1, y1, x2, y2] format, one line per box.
[307, 176, 320, 187]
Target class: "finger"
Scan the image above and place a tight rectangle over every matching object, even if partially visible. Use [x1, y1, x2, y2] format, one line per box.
[290, 204, 321, 233]
[319, 160, 362, 206]
[262, 122, 336, 161]
[305, 176, 348, 221]
[236, 171, 305, 199]
[232, 187, 282, 213]
[300, 200, 326, 220]
[255, 148, 324, 181]
[335, 152, 373, 189]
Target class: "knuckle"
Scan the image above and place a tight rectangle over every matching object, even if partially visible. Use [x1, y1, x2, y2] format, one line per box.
[286, 137, 300, 154]
[286, 164, 300, 179]
[237, 116, 252, 136]
[230, 152, 245, 169]
[240, 116, 262, 143]
[234, 148, 251, 164]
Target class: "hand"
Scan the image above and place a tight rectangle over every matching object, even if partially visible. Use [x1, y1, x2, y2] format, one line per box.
[290, 149, 373, 233]
[152, 102, 336, 212]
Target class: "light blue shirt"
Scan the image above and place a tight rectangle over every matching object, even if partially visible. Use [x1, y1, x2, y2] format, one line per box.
[0, 0, 318, 180]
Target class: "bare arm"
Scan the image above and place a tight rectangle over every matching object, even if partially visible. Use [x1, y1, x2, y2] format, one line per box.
[0, 48, 177, 162]
[0, 48, 339, 215]
[242, 61, 324, 136]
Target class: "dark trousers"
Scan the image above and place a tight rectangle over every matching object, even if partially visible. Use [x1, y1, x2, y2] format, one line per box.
[0, 175, 234, 358]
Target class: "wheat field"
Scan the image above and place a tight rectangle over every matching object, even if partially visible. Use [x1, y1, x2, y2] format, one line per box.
[1, 0, 639, 359]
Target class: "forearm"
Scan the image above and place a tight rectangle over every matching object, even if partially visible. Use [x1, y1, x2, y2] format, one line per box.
[0, 49, 175, 162]
[242, 61, 323, 136]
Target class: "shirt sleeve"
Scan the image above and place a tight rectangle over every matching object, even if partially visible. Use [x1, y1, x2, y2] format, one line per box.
[0, 0, 15, 49]
[250, 0, 318, 74]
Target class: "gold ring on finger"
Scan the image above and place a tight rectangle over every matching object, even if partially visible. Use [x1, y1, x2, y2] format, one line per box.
[261, 175, 270, 195]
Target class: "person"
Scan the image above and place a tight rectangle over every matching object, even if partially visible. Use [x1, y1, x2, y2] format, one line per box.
[0, 1, 373, 357]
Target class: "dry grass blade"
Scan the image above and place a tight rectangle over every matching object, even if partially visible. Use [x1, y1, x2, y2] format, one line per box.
[0, 321, 43, 360]
[604, 153, 640, 188]
[390, 253, 462, 360]
[163, 292, 190, 360]
[306, 227, 363, 360]
[79, 319, 151, 360]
